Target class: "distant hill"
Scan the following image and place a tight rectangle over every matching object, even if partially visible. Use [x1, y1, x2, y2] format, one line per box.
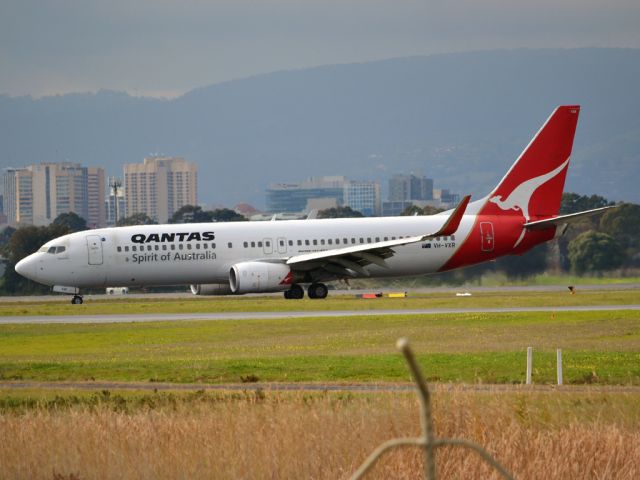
[1, 48, 639, 208]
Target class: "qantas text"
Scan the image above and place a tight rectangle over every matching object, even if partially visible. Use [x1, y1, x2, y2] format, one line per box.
[130, 232, 215, 243]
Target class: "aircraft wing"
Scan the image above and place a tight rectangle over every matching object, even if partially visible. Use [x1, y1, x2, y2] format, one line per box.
[523, 205, 616, 231]
[286, 196, 470, 277]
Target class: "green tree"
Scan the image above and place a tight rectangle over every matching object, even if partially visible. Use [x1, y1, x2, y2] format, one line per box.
[317, 206, 364, 219]
[210, 208, 247, 222]
[2, 223, 69, 294]
[561, 193, 613, 215]
[52, 212, 87, 232]
[169, 205, 215, 223]
[401, 204, 445, 216]
[117, 213, 157, 226]
[599, 203, 640, 252]
[494, 243, 549, 279]
[568, 231, 625, 275]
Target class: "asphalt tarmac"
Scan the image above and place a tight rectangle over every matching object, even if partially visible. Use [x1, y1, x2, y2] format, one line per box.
[1, 304, 639, 324]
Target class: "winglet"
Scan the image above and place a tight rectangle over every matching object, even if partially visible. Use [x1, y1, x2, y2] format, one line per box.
[421, 195, 471, 240]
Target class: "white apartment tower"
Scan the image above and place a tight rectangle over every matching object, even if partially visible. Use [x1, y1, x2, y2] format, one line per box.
[124, 156, 198, 223]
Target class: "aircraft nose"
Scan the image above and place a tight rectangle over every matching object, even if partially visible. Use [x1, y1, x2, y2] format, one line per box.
[15, 255, 36, 281]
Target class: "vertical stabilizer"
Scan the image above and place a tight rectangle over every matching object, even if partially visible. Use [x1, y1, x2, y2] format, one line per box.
[487, 105, 580, 220]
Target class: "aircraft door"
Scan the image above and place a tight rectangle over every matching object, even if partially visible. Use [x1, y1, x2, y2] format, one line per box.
[277, 237, 287, 254]
[86, 235, 104, 265]
[480, 222, 494, 252]
[263, 238, 273, 255]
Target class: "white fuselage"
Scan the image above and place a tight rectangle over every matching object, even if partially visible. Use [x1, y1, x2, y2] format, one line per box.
[17, 213, 476, 289]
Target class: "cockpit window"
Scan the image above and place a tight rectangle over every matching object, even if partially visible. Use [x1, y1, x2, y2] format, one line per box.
[55, 246, 66, 254]
[47, 247, 56, 254]
[46, 246, 66, 254]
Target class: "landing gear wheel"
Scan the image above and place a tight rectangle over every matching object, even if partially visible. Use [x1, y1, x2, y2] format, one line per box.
[71, 295, 83, 305]
[284, 284, 304, 300]
[308, 283, 328, 299]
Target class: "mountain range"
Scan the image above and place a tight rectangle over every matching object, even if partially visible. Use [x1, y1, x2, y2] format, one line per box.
[1, 48, 639, 208]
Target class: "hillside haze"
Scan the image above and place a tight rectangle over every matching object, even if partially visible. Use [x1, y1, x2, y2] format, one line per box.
[1, 48, 639, 208]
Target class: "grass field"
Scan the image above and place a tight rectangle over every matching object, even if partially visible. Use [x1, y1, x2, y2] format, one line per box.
[1, 290, 640, 478]
[0, 388, 638, 479]
[1, 307, 639, 384]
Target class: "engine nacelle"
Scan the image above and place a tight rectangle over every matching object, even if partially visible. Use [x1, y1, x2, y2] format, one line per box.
[229, 261, 291, 294]
[189, 283, 234, 295]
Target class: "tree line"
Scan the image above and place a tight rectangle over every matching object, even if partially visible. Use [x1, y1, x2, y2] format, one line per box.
[1, 194, 638, 294]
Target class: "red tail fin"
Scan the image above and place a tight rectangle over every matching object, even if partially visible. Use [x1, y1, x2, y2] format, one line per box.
[487, 105, 580, 221]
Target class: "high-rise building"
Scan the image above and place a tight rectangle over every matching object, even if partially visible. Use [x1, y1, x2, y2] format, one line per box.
[1, 163, 105, 227]
[87, 167, 106, 228]
[266, 176, 347, 213]
[124, 156, 197, 223]
[388, 174, 433, 202]
[344, 180, 381, 217]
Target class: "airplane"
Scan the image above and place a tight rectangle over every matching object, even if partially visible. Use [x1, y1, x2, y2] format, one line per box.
[15, 105, 614, 304]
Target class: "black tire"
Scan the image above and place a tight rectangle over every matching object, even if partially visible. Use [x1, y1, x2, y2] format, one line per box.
[288, 284, 304, 300]
[71, 295, 83, 305]
[308, 283, 328, 299]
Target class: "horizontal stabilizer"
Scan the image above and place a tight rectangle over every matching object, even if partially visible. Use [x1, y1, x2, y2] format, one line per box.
[523, 206, 616, 230]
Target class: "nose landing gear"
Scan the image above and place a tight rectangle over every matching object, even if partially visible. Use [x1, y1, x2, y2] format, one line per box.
[71, 295, 84, 305]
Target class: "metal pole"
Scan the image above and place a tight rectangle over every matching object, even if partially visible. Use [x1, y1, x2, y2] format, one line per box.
[557, 349, 563, 386]
[526, 347, 533, 385]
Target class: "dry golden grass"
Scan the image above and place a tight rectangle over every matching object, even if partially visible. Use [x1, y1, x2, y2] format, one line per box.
[0, 388, 639, 479]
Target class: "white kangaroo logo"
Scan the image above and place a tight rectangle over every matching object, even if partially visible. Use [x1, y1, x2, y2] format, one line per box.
[489, 158, 569, 247]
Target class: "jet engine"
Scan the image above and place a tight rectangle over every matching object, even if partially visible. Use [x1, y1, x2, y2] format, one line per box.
[189, 284, 234, 295]
[229, 261, 291, 294]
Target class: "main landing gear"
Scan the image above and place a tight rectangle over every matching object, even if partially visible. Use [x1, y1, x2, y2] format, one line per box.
[283, 283, 329, 300]
[71, 295, 84, 305]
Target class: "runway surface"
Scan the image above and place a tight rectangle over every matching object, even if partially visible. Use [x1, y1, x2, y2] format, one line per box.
[1, 304, 639, 324]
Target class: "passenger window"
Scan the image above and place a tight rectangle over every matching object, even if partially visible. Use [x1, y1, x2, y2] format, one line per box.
[305, 240, 310, 246]
[351, 238, 356, 244]
[154, 245, 159, 251]
[320, 239, 325, 245]
[359, 238, 364, 244]
[258, 241, 263, 247]
[117, 246, 122, 252]
[313, 239, 318, 246]
[297, 240, 302, 246]
[343, 238, 348, 244]
[367, 237, 371, 243]
[375, 237, 380, 242]
[203, 243, 208, 249]
[243, 242, 248, 248]
[171, 244, 176, 250]
[384, 237, 388, 241]
[279, 240, 284, 247]
[228, 242, 233, 248]
[266, 241, 270, 247]
[196, 244, 200, 250]
[451, 235, 456, 241]
[251, 241, 256, 248]
[147, 245, 153, 251]
[179, 244, 184, 250]
[162, 245, 167, 251]
[328, 239, 333, 245]
[212, 243, 216, 249]
[132, 246, 137, 252]
[125, 246, 129, 252]
[187, 244, 192, 250]
[288, 240, 293, 246]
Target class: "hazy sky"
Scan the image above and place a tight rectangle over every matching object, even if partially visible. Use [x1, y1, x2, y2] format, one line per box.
[2, 0, 639, 98]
